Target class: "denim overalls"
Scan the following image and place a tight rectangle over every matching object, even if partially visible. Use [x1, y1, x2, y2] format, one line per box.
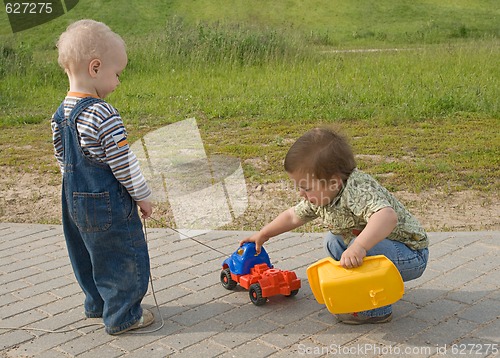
[53, 97, 150, 334]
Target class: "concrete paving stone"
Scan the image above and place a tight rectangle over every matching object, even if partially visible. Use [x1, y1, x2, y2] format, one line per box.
[217, 339, 279, 358]
[170, 300, 232, 327]
[262, 296, 323, 326]
[413, 299, 468, 324]
[122, 342, 175, 358]
[176, 284, 229, 308]
[428, 250, 475, 274]
[259, 317, 330, 349]
[0, 308, 48, 330]
[51, 283, 82, 299]
[178, 270, 220, 291]
[2, 253, 54, 272]
[445, 280, 497, 304]
[0, 279, 31, 295]
[456, 298, 500, 324]
[459, 255, 499, 276]
[172, 339, 228, 357]
[371, 316, 432, 343]
[391, 298, 421, 319]
[35, 257, 73, 273]
[486, 287, 500, 302]
[37, 295, 83, 316]
[5, 329, 80, 357]
[109, 328, 164, 352]
[470, 319, 500, 343]
[158, 318, 222, 351]
[0, 292, 57, 320]
[409, 316, 481, 346]
[271, 256, 308, 272]
[214, 302, 267, 327]
[312, 321, 377, 348]
[186, 257, 225, 277]
[0, 226, 498, 357]
[78, 344, 126, 358]
[14, 276, 75, 299]
[23, 267, 71, 286]
[0, 242, 23, 257]
[441, 233, 481, 247]
[0, 266, 42, 285]
[426, 240, 456, 259]
[57, 329, 116, 356]
[18, 312, 88, 334]
[0, 329, 36, 351]
[0, 227, 52, 246]
[187, 246, 226, 264]
[0, 293, 19, 308]
[460, 242, 500, 260]
[152, 258, 199, 277]
[429, 267, 488, 290]
[211, 316, 280, 349]
[152, 285, 193, 307]
[150, 271, 197, 292]
[401, 286, 449, 307]
[402, 268, 444, 290]
[36, 348, 73, 358]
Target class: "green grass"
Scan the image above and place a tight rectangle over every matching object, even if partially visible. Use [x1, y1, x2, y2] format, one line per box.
[0, 0, 499, 203]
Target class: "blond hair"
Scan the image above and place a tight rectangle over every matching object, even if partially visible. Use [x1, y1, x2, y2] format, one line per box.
[57, 19, 125, 70]
[284, 127, 356, 181]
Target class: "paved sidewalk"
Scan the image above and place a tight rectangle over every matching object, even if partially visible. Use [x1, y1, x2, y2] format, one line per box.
[0, 223, 498, 357]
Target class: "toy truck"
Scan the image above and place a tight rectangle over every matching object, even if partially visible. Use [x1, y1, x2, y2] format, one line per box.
[220, 242, 301, 305]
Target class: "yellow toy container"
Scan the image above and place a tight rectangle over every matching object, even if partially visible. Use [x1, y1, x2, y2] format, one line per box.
[306, 255, 404, 314]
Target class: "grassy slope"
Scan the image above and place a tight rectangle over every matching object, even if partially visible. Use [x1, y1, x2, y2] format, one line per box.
[0, 0, 499, 196]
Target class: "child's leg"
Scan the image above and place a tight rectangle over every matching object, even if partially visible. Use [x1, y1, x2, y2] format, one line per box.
[358, 239, 428, 318]
[323, 232, 347, 261]
[323, 232, 429, 320]
[62, 194, 104, 318]
[363, 238, 429, 282]
[71, 190, 151, 334]
[86, 209, 150, 334]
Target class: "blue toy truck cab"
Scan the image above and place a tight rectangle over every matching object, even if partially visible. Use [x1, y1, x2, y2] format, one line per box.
[222, 242, 272, 275]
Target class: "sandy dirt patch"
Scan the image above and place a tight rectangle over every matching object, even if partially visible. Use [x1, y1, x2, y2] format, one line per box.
[1, 168, 498, 232]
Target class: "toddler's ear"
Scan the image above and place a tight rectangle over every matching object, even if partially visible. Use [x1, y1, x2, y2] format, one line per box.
[89, 59, 101, 77]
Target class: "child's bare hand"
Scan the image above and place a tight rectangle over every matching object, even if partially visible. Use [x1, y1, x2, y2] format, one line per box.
[340, 242, 367, 269]
[240, 233, 268, 255]
[137, 200, 153, 219]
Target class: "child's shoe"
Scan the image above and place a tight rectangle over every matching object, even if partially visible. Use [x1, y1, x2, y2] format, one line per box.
[111, 308, 155, 335]
[336, 312, 392, 325]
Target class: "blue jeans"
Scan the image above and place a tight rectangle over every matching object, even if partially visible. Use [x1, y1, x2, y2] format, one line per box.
[54, 98, 150, 334]
[323, 232, 429, 317]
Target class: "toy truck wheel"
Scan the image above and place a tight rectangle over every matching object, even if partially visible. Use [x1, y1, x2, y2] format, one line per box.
[220, 268, 237, 290]
[286, 289, 299, 297]
[249, 283, 267, 306]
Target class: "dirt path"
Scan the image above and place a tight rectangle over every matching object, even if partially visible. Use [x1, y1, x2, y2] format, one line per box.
[1, 168, 498, 232]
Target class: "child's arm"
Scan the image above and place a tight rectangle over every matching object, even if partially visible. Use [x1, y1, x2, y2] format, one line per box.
[341, 206, 398, 268]
[240, 207, 306, 254]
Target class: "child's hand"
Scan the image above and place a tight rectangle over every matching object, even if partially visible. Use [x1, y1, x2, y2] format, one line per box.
[240, 233, 269, 255]
[137, 200, 153, 219]
[340, 241, 367, 269]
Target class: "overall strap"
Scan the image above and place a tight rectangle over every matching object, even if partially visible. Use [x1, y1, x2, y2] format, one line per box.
[67, 97, 103, 124]
[53, 97, 103, 124]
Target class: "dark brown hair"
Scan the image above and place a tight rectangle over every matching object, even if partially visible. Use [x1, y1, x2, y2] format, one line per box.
[284, 127, 356, 181]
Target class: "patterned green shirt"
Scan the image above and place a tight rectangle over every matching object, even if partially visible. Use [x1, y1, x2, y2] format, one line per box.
[294, 169, 429, 250]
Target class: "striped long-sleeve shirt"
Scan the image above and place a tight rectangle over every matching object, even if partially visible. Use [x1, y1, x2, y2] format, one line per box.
[51, 93, 151, 202]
